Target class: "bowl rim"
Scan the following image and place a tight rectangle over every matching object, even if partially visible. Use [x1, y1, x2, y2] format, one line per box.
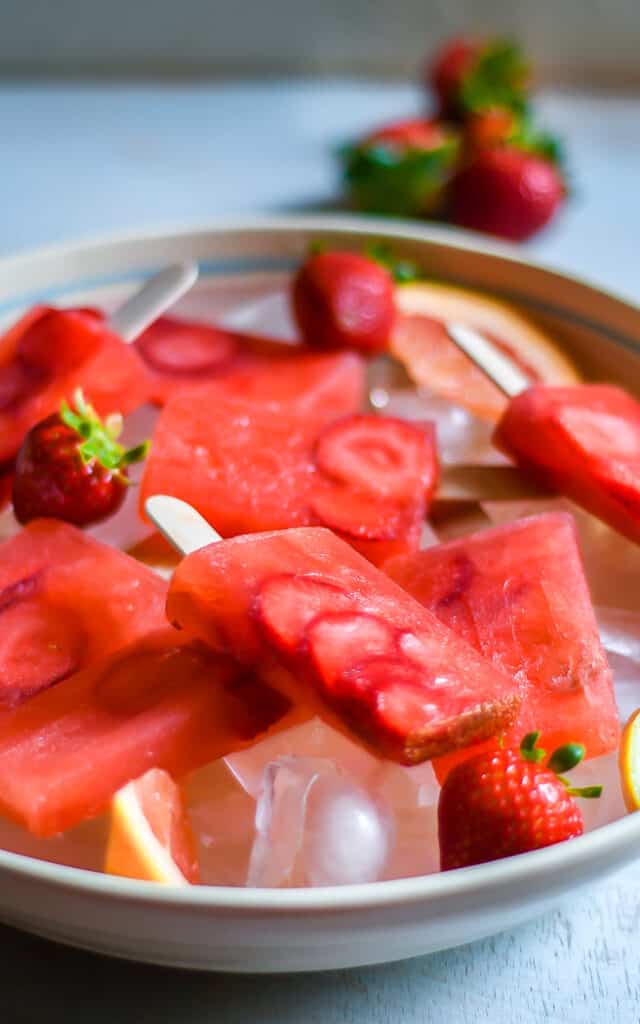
[0, 212, 639, 914]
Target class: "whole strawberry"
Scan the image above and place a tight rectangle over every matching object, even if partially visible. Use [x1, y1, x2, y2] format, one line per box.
[12, 390, 149, 526]
[428, 36, 530, 121]
[341, 117, 460, 218]
[292, 250, 396, 354]
[438, 733, 601, 870]
[451, 145, 565, 241]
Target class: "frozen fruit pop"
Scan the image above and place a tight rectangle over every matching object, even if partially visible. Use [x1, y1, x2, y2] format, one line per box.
[444, 321, 640, 545]
[163, 515, 521, 765]
[141, 389, 436, 566]
[385, 512, 620, 780]
[134, 312, 366, 410]
[0, 520, 167, 708]
[0, 630, 293, 836]
[0, 306, 149, 465]
[494, 385, 640, 545]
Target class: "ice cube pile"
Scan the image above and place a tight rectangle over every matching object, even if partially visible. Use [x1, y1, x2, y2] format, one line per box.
[0, 269, 639, 888]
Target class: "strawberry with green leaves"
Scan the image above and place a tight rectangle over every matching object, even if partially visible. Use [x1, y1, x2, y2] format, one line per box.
[428, 36, 530, 121]
[12, 390, 150, 527]
[341, 117, 460, 218]
[438, 732, 601, 870]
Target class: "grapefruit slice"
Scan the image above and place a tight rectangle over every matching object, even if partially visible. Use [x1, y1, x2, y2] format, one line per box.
[619, 709, 640, 813]
[105, 767, 199, 885]
[392, 281, 581, 421]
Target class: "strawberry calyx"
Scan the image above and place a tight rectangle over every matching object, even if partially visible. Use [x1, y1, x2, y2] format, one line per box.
[364, 242, 423, 284]
[519, 731, 602, 799]
[459, 38, 530, 117]
[59, 389, 150, 482]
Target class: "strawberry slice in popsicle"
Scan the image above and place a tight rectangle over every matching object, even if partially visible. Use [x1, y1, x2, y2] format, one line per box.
[494, 384, 640, 545]
[165, 521, 521, 764]
[0, 306, 149, 466]
[141, 389, 437, 565]
[385, 512, 619, 779]
[0, 520, 167, 708]
[0, 630, 293, 836]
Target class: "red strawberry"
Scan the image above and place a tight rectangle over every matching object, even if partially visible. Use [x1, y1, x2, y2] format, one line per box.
[464, 107, 518, 155]
[342, 119, 460, 218]
[254, 573, 353, 655]
[438, 732, 602, 870]
[12, 390, 150, 527]
[428, 36, 529, 121]
[307, 611, 398, 691]
[134, 315, 238, 375]
[429, 37, 483, 119]
[292, 251, 395, 354]
[314, 415, 437, 502]
[451, 146, 565, 241]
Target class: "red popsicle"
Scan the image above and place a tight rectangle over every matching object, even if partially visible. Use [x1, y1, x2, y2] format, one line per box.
[166, 524, 521, 764]
[141, 389, 437, 565]
[495, 384, 640, 545]
[385, 512, 619, 779]
[0, 306, 149, 465]
[0, 630, 292, 836]
[0, 520, 167, 708]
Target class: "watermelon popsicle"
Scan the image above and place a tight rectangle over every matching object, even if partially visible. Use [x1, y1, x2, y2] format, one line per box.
[150, 496, 522, 765]
[140, 384, 437, 566]
[446, 322, 640, 544]
[385, 512, 620, 779]
[0, 263, 197, 467]
[0, 630, 294, 837]
[0, 520, 169, 708]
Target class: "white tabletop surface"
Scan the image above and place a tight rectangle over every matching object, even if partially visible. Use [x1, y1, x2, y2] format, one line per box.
[2, 79, 640, 1022]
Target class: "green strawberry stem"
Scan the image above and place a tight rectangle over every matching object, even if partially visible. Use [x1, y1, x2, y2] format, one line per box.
[60, 389, 150, 482]
[519, 731, 602, 800]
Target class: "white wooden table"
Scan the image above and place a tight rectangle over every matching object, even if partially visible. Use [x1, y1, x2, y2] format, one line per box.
[1, 80, 639, 1021]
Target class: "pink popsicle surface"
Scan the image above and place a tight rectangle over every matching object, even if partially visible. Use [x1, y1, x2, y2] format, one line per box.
[141, 387, 437, 566]
[0, 520, 168, 708]
[385, 512, 620, 779]
[167, 526, 521, 764]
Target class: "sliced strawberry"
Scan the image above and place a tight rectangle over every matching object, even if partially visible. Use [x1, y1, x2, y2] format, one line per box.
[0, 572, 43, 614]
[331, 653, 517, 764]
[306, 611, 398, 692]
[310, 484, 409, 541]
[134, 316, 238, 376]
[0, 600, 85, 707]
[254, 573, 353, 655]
[314, 415, 436, 502]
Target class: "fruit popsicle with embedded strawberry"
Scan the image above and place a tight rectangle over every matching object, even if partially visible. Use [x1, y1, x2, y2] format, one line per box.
[140, 385, 437, 565]
[0, 519, 168, 709]
[0, 306, 149, 467]
[385, 512, 620, 780]
[0, 629, 293, 837]
[155, 498, 522, 765]
[445, 322, 640, 545]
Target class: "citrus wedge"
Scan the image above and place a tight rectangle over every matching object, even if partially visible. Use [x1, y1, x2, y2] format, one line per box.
[619, 708, 640, 812]
[392, 281, 581, 421]
[105, 767, 199, 884]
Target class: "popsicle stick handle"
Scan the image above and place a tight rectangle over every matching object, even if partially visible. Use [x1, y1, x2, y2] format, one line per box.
[107, 262, 199, 343]
[446, 322, 529, 399]
[145, 495, 220, 556]
[437, 464, 552, 503]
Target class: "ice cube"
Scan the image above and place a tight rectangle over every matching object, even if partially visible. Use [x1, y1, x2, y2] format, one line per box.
[184, 759, 256, 886]
[382, 387, 505, 466]
[247, 756, 392, 887]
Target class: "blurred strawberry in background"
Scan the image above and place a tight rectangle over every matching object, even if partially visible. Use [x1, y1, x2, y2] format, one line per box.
[340, 34, 566, 241]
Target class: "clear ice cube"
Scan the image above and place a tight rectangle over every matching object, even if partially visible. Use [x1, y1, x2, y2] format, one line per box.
[247, 756, 392, 888]
[184, 758, 256, 886]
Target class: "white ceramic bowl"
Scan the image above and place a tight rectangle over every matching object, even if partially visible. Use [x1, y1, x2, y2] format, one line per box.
[1, 215, 640, 973]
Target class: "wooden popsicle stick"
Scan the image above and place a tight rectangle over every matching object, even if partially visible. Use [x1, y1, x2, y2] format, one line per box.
[436, 463, 552, 503]
[145, 494, 220, 555]
[445, 322, 529, 398]
[107, 262, 199, 343]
